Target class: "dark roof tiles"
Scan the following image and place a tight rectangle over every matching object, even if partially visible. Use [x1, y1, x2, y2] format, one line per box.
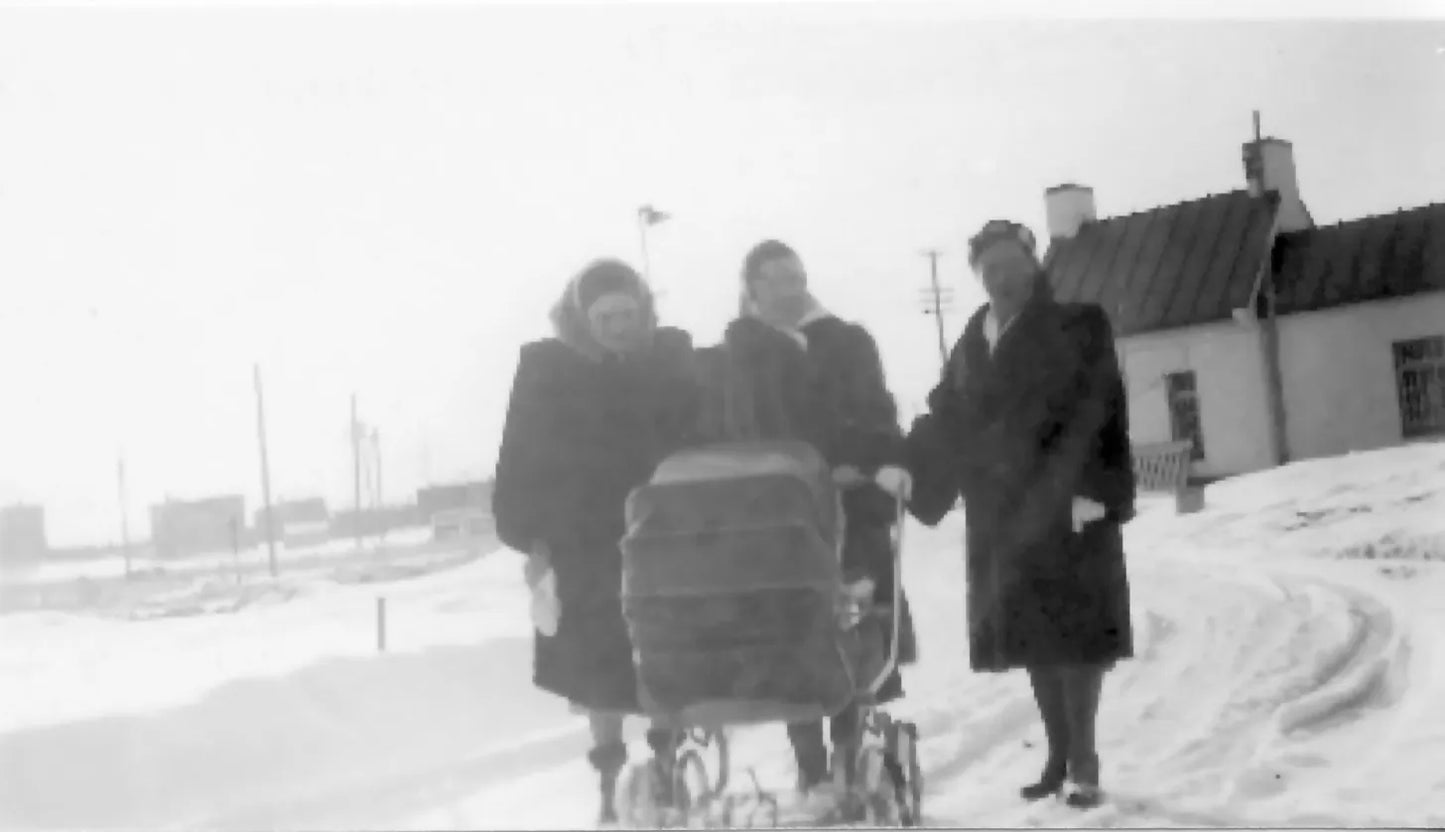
[1272, 202, 1445, 315]
[1045, 190, 1279, 336]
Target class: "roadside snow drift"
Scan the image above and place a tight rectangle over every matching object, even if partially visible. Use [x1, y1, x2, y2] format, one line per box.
[2, 441, 1443, 829]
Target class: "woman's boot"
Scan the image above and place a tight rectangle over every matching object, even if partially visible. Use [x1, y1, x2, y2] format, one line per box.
[587, 741, 628, 824]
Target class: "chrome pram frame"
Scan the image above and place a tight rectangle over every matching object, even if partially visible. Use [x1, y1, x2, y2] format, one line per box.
[618, 494, 924, 829]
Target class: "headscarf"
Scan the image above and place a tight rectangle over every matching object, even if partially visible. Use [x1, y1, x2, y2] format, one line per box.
[548, 258, 657, 361]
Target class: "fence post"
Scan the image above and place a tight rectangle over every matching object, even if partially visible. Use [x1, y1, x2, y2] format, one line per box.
[377, 596, 387, 652]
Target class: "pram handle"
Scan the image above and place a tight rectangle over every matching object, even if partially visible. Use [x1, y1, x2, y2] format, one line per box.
[862, 493, 907, 699]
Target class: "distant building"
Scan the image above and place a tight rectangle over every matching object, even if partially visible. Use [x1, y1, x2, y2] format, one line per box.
[417, 481, 492, 541]
[1044, 130, 1444, 481]
[254, 497, 330, 545]
[151, 495, 246, 558]
[0, 504, 47, 563]
[417, 481, 491, 518]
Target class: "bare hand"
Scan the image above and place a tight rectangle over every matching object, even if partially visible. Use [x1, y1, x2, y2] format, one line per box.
[1071, 497, 1107, 532]
[525, 541, 552, 587]
[832, 465, 866, 487]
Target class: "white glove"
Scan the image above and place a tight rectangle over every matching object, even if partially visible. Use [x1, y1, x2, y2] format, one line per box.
[874, 465, 914, 501]
[1071, 496, 1107, 532]
[529, 567, 560, 637]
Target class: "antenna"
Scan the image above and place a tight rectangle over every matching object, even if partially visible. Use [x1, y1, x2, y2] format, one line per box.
[1253, 110, 1262, 142]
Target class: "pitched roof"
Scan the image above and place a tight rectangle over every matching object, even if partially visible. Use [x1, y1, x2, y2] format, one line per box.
[1043, 190, 1279, 336]
[1271, 202, 1445, 315]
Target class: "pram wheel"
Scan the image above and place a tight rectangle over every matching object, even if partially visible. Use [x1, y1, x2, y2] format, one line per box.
[886, 719, 924, 827]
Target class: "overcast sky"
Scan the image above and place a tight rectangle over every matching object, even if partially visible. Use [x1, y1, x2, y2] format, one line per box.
[2, 1, 1442, 546]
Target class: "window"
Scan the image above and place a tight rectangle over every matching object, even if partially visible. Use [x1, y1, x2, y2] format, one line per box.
[1393, 336, 1445, 438]
[1166, 371, 1205, 461]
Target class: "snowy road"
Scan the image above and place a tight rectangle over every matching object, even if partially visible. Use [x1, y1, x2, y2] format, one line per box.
[2, 443, 1443, 829]
[379, 513, 1433, 830]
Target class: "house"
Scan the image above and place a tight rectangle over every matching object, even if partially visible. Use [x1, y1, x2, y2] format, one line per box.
[417, 481, 492, 541]
[1044, 132, 1445, 480]
[150, 495, 246, 558]
[254, 497, 330, 546]
[0, 504, 47, 563]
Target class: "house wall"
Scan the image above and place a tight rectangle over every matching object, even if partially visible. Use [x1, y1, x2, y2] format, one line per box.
[1120, 320, 1277, 478]
[1277, 291, 1445, 460]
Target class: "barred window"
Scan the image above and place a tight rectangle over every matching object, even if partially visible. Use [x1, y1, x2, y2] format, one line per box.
[1165, 371, 1205, 461]
[1393, 336, 1445, 439]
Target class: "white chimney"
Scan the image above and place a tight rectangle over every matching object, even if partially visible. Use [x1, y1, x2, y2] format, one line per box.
[1045, 184, 1097, 240]
[1242, 137, 1312, 233]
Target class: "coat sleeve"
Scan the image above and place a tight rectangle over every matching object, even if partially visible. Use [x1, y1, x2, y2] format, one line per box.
[648, 327, 703, 451]
[491, 342, 570, 555]
[833, 323, 906, 473]
[903, 412, 960, 526]
[1008, 305, 1136, 540]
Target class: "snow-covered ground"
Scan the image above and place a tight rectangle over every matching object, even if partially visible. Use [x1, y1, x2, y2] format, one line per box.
[2, 441, 1444, 829]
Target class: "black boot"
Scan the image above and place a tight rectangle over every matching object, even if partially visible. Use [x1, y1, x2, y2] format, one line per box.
[587, 741, 628, 824]
[1019, 758, 1067, 801]
[787, 720, 830, 792]
[644, 727, 679, 808]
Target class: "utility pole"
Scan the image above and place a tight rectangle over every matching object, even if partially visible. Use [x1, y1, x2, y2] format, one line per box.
[351, 394, 363, 554]
[254, 364, 278, 578]
[117, 454, 132, 580]
[372, 427, 386, 545]
[919, 249, 954, 369]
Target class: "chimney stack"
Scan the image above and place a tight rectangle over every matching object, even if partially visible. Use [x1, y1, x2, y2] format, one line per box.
[1241, 114, 1312, 232]
[1044, 184, 1097, 240]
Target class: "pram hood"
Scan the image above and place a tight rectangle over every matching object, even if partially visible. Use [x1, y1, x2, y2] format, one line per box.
[622, 440, 844, 597]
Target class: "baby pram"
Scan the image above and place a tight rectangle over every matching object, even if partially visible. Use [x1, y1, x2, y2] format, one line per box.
[617, 440, 923, 828]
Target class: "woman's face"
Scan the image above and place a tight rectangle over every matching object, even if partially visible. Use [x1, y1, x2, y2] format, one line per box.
[585, 291, 645, 354]
[751, 255, 810, 326]
[974, 240, 1038, 317]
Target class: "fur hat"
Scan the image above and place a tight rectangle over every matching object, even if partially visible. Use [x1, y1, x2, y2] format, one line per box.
[967, 219, 1038, 268]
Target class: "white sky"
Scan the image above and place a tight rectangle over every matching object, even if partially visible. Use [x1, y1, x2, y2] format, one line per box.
[1, 1, 1442, 546]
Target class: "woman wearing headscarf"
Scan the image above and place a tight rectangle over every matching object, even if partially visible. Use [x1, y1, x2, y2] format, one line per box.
[491, 259, 698, 824]
[906, 220, 1136, 808]
[702, 239, 918, 805]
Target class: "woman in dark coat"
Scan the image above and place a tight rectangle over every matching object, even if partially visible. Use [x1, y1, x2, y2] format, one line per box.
[491, 259, 698, 824]
[703, 239, 918, 801]
[906, 220, 1136, 809]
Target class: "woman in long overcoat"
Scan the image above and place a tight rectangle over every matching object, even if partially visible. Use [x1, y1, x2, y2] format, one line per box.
[703, 239, 918, 799]
[491, 259, 698, 823]
[907, 220, 1136, 808]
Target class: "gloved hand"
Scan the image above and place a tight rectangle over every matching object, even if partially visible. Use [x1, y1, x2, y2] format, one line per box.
[874, 465, 914, 501]
[1071, 496, 1107, 532]
[526, 541, 559, 637]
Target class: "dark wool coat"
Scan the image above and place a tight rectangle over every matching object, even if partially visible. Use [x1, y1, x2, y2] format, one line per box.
[912, 295, 1136, 672]
[700, 315, 918, 699]
[492, 327, 697, 712]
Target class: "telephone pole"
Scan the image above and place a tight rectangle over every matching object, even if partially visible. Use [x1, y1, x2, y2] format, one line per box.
[117, 454, 132, 580]
[919, 249, 954, 369]
[372, 427, 385, 545]
[351, 393, 363, 554]
[254, 364, 278, 578]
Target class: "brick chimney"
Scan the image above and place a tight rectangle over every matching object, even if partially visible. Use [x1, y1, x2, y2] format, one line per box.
[1044, 184, 1097, 240]
[1242, 136, 1312, 233]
